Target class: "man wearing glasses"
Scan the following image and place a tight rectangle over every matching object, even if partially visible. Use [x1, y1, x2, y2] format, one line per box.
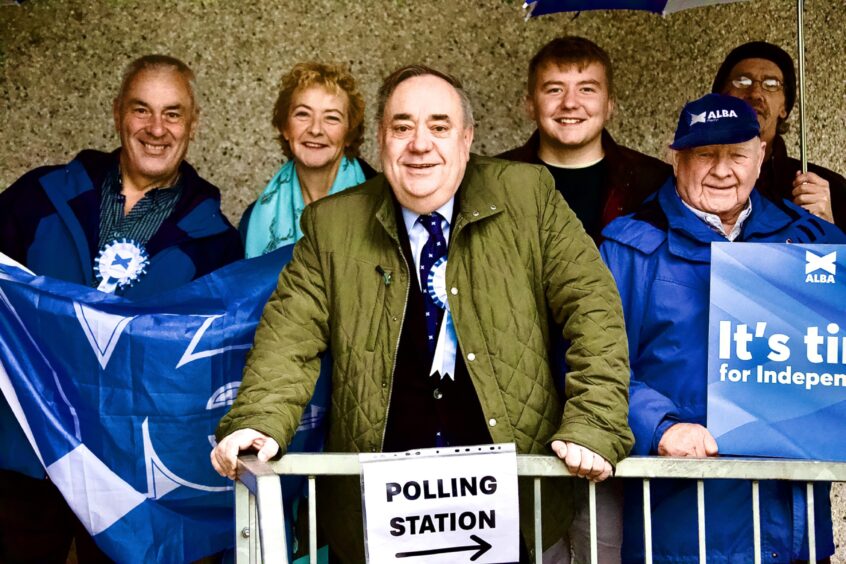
[712, 41, 846, 228]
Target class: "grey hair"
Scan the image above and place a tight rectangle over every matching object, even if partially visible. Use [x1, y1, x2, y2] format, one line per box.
[116, 54, 198, 113]
[376, 64, 475, 129]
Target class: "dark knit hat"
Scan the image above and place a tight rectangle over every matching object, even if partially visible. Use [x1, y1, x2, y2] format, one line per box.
[711, 41, 796, 117]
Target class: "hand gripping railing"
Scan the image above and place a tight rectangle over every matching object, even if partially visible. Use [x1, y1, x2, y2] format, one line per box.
[235, 454, 846, 564]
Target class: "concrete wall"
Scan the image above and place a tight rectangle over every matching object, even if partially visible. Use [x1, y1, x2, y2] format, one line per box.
[2, 0, 844, 222]
[1, 0, 845, 558]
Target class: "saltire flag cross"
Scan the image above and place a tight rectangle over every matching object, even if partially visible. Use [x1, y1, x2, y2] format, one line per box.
[0, 248, 327, 563]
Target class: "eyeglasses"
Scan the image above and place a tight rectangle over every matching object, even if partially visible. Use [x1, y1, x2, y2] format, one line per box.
[730, 76, 784, 92]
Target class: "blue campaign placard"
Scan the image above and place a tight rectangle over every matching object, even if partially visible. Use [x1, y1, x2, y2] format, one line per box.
[708, 242, 846, 461]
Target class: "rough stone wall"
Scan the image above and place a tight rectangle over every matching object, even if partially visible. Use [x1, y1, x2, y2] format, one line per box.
[1, 0, 845, 559]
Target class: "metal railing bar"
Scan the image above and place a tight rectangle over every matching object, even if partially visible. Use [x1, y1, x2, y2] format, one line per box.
[752, 480, 761, 564]
[270, 453, 846, 481]
[697, 480, 706, 564]
[237, 453, 846, 564]
[643, 479, 653, 564]
[309, 476, 317, 564]
[533, 477, 542, 564]
[255, 472, 287, 563]
[588, 481, 597, 564]
[249, 487, 258, 563]
[807, 482, 816, 563]
[234, 480, 252, 563]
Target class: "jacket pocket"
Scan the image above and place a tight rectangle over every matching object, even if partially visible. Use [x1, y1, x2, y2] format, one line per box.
[365, 268, 389, 351]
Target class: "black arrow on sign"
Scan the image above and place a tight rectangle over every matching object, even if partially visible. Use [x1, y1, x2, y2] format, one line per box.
[395, 534, 492, 561]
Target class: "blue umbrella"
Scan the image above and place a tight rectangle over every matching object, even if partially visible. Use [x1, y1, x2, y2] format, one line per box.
[524, 0, 811, 172]
[524, 0, 748, 18]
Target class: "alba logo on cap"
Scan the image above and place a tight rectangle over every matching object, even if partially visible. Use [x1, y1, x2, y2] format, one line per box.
[805, 250, 836, 284]
[689, 109, 739, 126]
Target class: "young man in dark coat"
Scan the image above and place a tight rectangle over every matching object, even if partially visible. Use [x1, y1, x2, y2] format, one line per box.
[499, 36, 672, 563]
[498, 36, 671, 244]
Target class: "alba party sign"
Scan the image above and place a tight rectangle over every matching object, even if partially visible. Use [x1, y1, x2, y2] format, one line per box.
[707, 243, 846, 461]
[360, 444, 519, 563]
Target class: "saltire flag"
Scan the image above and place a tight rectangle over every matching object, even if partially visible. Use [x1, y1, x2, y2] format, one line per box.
[0, 248, 328, 563]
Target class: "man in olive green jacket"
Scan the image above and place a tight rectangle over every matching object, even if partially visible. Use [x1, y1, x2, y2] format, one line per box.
[213, 65, 633, 562]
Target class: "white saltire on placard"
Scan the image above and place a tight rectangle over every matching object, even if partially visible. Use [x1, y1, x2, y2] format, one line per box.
[360, 443, 519, 564]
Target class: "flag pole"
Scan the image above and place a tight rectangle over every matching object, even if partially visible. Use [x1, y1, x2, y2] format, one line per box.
[797, 0, 807, 173]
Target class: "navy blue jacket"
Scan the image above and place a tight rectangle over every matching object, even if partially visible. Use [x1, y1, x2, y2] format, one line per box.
[0, 149, 243, 297]
[0, 149, 243, 477]
[601, 179, 845, 563]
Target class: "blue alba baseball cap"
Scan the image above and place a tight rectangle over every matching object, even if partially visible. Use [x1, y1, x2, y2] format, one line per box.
[670, 93, 761, 150]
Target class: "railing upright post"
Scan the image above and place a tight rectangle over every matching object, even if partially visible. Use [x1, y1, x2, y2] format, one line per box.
[643, 479, 653, 564]
[588, 481, 598, 564]
[807, 482, 816, 563]
[752, 480, 761, 564]
[534, 477, 543, 564]
[309, 476, 318, 564]
[234, 479, 253, 564]
[249, 486, 259, 563]
[696, 480, 706, 564]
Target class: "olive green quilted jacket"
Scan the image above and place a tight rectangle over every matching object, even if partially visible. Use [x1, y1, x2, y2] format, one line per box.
[217, 155, 633, 560]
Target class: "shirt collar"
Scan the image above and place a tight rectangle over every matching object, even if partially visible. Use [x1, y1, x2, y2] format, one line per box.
[400, 197, 455, 235]
[680, 194, 753, 242]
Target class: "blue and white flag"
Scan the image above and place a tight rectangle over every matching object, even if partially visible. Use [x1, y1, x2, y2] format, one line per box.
[0, 247, 328, 563]
[708, 242, 846, 461]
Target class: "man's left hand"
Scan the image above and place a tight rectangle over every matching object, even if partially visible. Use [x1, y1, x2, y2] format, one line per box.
[792, 171, 834, 223]
[550, 440, 613, 482]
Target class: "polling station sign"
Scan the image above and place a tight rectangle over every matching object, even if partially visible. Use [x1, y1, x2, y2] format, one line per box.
[360, 444, 519, 564]
[708, 242, 846, 461]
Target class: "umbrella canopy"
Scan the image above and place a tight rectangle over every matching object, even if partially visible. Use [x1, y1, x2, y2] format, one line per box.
[524, 0, 749, 18]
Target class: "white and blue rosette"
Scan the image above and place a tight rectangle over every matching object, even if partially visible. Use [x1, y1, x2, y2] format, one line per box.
[426, 256, 457, 380]
[95, 238, 150, 294]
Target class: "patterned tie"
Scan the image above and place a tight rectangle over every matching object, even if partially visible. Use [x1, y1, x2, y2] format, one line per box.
[417, 212, 447, 356]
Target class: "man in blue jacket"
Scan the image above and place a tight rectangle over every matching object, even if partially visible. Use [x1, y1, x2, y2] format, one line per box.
[0, 54, 242, 562]
[601, 93, 844, 563]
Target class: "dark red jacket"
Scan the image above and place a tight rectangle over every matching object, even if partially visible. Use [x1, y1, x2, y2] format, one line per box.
[497, 130, 671, 242]
[758, 134, 846, 229]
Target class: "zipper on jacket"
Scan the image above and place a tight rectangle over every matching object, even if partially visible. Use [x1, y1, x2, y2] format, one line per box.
[380, 244, 410, 451]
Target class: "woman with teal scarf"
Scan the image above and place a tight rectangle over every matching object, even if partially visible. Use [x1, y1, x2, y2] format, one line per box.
[241, 62, 376, 255]
[239, 63, 374, 563]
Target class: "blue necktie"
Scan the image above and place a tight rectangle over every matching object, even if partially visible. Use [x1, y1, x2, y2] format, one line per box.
[417, 212, 447, 356]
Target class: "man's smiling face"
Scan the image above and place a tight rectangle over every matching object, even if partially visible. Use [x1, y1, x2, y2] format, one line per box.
[379, 74, 473, 214]
[114, 67, 196, 189]
[527, 61, 614, 156]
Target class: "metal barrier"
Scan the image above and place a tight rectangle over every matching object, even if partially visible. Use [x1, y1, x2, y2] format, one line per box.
[235, 454, 846, 564]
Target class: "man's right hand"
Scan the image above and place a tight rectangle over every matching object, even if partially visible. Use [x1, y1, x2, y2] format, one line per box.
[657, 423, 718, 458]
[210, 428, 280, 480]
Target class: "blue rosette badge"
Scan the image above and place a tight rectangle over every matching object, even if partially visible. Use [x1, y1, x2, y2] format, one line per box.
[95, 238, 149, 293]
[426, 256, 457, 380]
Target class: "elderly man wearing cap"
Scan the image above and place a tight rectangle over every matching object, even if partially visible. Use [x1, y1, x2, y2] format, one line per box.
[713, 41, 846, 228]
[600, 93, 845, 563]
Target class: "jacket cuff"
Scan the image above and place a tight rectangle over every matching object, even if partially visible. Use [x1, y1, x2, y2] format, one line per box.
[651, 417, 679, 454]
[548, 419, 633, 467]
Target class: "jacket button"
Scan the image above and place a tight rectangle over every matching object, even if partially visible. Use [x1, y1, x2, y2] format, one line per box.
[450, 287, 458, 295]
[488, 418, 497, 427]
[433, 388, 443, 400]
[467, 353, 476, 361]
[371, 447, 377, 452]
[392, 316, 398, 322]
[770, 553, 778, 559]
[490, 204, 497, 210]
[472, 210, 480, 217]
[785, 238, 792, 243]
[382, 381, 387, 388]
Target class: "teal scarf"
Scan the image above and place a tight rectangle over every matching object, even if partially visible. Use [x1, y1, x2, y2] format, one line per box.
[245, 157, 366, 257]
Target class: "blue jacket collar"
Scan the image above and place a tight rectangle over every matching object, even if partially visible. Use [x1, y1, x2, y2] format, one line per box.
[659, 178, 795, 263]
